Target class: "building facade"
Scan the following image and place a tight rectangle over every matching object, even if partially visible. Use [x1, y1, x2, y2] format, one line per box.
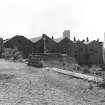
[56, 37, 103, 65]
[71, 41, 88, 65]
[2, 34, 104, 65]
[87, 40, 103, 64]
[4, 35, 33, 58]
[57, 37, 73, 55]
[33, 34, 57, 54]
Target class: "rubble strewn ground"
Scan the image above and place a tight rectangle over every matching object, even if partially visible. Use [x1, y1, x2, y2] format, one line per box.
[0, 59, 105, 105]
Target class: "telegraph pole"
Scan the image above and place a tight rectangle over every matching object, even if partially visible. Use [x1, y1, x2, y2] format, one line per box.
[103, 32, 105, 64]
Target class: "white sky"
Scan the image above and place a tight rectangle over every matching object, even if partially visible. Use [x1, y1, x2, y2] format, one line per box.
[0, 0, 105, 41]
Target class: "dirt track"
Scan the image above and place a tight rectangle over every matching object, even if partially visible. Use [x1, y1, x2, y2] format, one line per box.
[0, 59, 105, 105]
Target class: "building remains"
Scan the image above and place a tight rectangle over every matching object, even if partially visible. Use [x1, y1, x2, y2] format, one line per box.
[1, 30, 104, 65]
[3, 35, 33, 58]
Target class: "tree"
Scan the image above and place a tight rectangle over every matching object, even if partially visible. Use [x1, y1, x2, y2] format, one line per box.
[52, 36, 54, 40]
[74, 37, 76, 42]
[86, 37, 89, 42]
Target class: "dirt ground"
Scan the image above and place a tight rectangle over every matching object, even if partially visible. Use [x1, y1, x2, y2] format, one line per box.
[0, 59, 105, 105]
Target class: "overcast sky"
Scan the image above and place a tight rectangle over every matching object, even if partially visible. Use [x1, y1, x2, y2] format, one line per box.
[0, 0, 105, 41]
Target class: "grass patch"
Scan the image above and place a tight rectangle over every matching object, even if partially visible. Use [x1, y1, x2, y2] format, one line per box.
[0, 74, 15, 80]
[82, 68, 90, 74]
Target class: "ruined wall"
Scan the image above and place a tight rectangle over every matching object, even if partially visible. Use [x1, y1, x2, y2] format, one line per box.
[87, 41, 103, 64]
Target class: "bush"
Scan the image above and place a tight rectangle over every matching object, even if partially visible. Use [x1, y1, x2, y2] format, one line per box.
[97, 81, 105, 88]
[88, 64, 92, 68]
[97, 73, 105, 88]
[83, 68, 90, 74]
[95, 71, 102, 76]
[77, 66, 80, 71]
[88, 83, 93, 90]
[2, 48, 14, 59]
[2, 48, 23, 61]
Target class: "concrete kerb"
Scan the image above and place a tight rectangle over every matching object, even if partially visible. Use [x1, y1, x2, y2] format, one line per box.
[43, 67, 103, 83]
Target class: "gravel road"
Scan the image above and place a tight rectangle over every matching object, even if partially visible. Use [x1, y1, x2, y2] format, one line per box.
[0, 59, 105, 105]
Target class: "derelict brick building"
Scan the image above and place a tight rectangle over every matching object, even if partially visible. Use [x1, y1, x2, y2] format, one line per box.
[57, 37, 74, 55]
[4, 35, 33, 58]
[31, 34, 57, 54]
[55, 36, 103, 65]
[56, 39, 88, 65]
[71, 41, 88, 65]
[87, 40, 103, 64]
[2, 32, 104, 65]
